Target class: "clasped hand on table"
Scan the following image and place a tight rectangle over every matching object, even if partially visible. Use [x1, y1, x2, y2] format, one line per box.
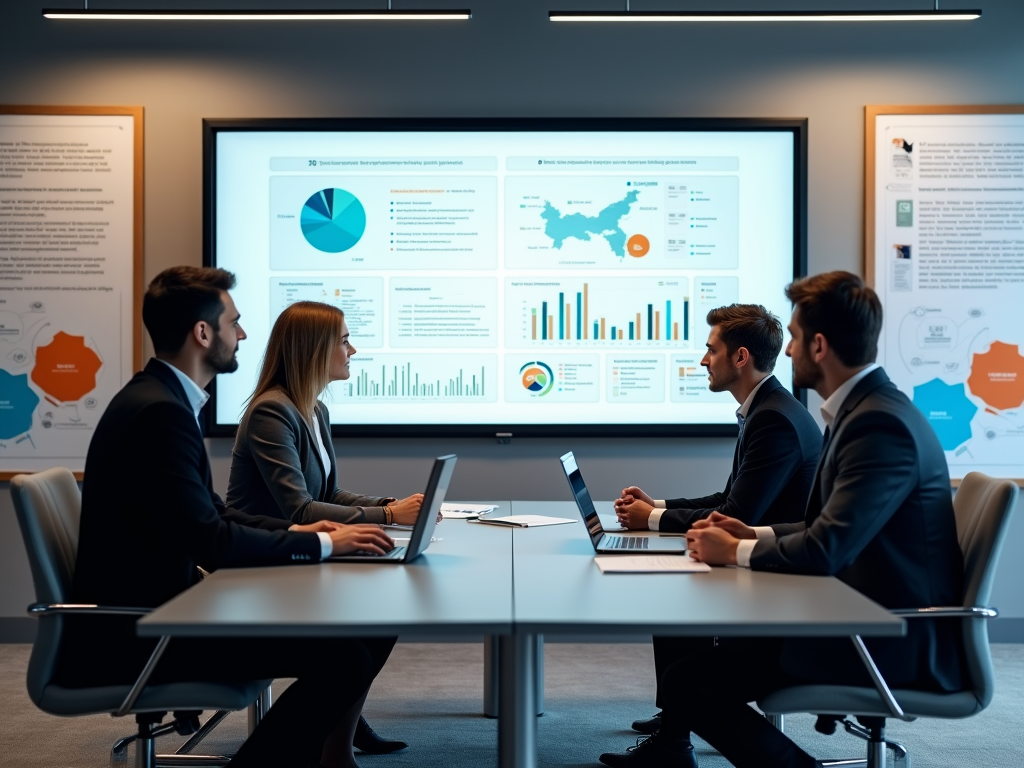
[686, 511, 757, 566]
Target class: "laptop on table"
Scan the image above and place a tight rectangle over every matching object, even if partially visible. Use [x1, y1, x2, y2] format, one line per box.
[330, 454, 456, 563]
[559, 451, 686, 555]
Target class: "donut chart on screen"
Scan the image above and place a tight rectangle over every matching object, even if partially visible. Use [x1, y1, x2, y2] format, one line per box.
[300, 188, 366, 253]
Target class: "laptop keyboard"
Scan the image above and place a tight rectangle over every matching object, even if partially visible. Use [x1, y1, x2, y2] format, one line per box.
[604, 536, 650, 550]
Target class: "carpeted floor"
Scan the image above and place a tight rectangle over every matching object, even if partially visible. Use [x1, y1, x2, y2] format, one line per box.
[1, 642, 1021, 767]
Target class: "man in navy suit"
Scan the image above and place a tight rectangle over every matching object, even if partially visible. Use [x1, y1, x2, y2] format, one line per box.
[64, 266, 398, 768]
[614, 304, 822, 737]
[601, 272, 964, 768]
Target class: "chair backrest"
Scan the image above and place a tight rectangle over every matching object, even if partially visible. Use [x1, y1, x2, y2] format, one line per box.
[11, 468, 82, 605]
[952, 471, 1019, 708]
[10, 468, 82, 705]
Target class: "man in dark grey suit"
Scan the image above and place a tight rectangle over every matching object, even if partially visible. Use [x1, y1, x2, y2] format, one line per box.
[613, 304, 821, 737]
[599, 271, 964, 768]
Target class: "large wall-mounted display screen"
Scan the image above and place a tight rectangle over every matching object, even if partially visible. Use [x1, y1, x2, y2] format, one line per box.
[205, 119, 806, 436]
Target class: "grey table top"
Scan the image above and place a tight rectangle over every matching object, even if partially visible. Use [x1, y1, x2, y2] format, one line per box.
[140, 500, 903, 641]
[508, 501, 905, 638]
[138, 502, 514, 638]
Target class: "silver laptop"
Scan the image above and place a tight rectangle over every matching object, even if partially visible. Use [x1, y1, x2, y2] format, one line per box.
[330, 454, 456, 563]
[559, 451, 686, 554]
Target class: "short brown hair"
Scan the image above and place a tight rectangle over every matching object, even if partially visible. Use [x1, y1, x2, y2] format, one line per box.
[247, 301, 345, 421]
[706, 304, 784, 373]
[784, 271, 882, 367]
[143, 266, 236, 355]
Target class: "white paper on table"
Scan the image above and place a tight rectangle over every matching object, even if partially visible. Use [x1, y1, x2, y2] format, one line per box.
[440, 503, 499, 519]
[594, 555, 710, 574]
[470, 515, 576, 528]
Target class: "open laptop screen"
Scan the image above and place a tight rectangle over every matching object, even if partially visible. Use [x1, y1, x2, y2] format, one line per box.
[560, 452, 604, 547]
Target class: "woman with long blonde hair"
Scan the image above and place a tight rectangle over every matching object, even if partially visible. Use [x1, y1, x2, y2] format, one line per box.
[226, 300, 419, 757]
[228, 301, 422, 528]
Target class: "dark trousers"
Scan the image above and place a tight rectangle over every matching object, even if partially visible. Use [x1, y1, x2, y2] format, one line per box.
[659, 637, 817, 768]
[151, 635, 397, 768]
[652, 636, 714, 709]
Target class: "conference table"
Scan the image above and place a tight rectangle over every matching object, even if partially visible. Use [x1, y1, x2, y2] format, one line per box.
[139, 500, 905, 768]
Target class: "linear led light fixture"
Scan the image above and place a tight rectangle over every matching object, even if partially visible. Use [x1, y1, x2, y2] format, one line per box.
[43, 2, 471, 20]
[549, 2, 980, 22]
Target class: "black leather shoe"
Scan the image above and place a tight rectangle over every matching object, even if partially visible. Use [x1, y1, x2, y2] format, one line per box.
[353, 715, 408, 754]
[599, 732, 697, 768]
[631, 712, 663, 734]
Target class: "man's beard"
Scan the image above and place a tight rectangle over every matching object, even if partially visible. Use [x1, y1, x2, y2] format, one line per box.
[707, 365, 739, 393]
[791, 345, 822, 391]
[206, 332, 238, 374]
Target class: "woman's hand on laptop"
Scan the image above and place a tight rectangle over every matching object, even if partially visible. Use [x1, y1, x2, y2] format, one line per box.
[329, 524, 395, 556]
[390, 493, 425, 525]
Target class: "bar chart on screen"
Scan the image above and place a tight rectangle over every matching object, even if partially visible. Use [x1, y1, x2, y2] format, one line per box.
[505, 277, 691, 347]
[329, 354, 498, 402]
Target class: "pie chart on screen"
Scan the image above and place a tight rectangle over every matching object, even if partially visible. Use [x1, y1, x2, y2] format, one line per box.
[300, 188, 366, 253]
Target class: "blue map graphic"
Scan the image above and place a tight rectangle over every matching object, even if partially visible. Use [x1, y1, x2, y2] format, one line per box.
[912, 378, 978, 451]
[540, 189, 640, 257]
[0, 369, 40, 440]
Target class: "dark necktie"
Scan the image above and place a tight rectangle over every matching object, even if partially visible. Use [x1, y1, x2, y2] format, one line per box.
[737, 413, 746, 440]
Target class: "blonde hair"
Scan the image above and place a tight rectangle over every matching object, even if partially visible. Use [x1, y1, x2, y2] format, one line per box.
[247, 301, 344, 422]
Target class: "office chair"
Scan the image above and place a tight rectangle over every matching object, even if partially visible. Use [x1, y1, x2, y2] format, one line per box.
[758, 471, 1018, 768]
[12, 467, 272, 768]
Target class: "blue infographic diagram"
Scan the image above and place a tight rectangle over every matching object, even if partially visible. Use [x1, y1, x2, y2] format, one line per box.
[911, 378, 978, 451]
[300, 188, 366, 253]
[0, 369, 40, 440]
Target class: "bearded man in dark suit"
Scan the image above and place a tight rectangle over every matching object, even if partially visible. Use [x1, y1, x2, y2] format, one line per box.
[63, 266, 398, 768]
[601, 272, 964, 768]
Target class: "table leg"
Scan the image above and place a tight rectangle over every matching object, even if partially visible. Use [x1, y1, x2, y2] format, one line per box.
[484, 635, 500, 718]
[498, 632, 537, 768]
[534, 634, 544, 715]
[485, 634, 545, 718]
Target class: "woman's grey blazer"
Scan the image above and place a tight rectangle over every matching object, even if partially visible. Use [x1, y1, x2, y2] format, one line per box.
[226, 388, 388, 525]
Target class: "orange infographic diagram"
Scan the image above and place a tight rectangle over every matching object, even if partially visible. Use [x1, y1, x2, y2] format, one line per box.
[967, 342, 1024, 413]
[0, 310, 105, 448]
[31, 331, 104, 405]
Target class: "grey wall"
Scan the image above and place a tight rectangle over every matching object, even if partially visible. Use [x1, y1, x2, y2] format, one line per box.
[1, 0, 1023, 639]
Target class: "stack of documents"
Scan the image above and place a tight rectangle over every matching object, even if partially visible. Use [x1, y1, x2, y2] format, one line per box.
[594, 555, 710, 574]
[440, 503, 498, 519]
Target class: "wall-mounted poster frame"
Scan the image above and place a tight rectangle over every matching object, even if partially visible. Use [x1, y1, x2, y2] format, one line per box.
[866, 104, 1024, 485]
[0, 105, 143, 480]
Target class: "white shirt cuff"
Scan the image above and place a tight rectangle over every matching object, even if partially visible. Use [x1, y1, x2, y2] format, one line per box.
[735, 527, 775, 569]
[654, 499, 666, 508]
[735, 539, 757, 568]
[649, 508, 665, 531]
[317, 532, 333, 560]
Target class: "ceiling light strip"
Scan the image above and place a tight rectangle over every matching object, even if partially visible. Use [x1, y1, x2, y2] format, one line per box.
[43, 9, 472, 20]
[548, 10, 980, 22]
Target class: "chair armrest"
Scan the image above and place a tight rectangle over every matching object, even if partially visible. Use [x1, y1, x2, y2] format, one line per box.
[28, 603, 152, 617]
[891, 606, 998, 619]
